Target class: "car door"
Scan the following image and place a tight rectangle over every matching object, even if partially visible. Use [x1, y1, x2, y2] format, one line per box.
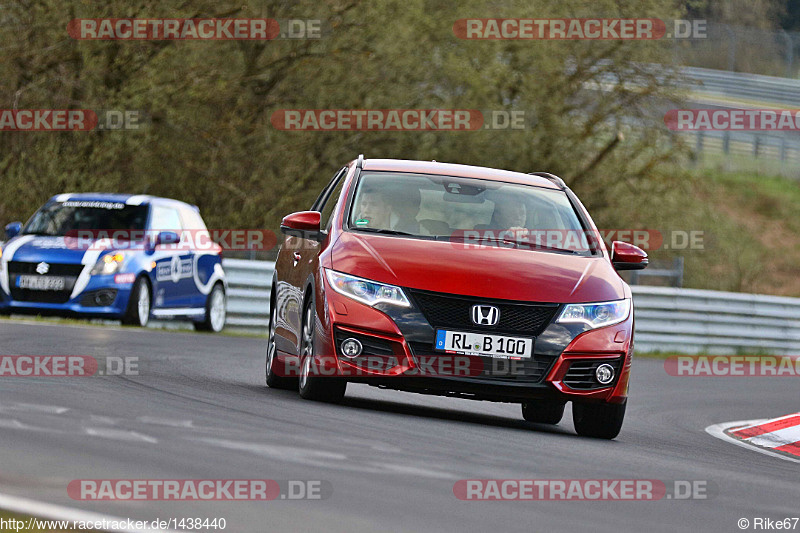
[276, 167, 347, 354]
[179, 206, 217, 308]
[149, 204, 192, 309]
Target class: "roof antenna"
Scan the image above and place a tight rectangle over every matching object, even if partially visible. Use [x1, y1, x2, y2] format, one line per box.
[356, 154, 365, 169]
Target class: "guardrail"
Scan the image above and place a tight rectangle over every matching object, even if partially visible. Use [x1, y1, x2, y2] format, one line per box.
[223, 259, 800, 354]
[223, 258, 272, 330]
[631, 286, 800, 355]
[685, 66, 800, 108]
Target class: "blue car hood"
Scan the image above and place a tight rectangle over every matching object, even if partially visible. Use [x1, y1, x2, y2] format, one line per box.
[3, 235, 90, 264]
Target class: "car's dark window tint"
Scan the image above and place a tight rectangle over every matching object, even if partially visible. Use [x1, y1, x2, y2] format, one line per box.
[23, 202, 148, 237]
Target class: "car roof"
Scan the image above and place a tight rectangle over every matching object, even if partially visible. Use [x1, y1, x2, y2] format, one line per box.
[47, 193, 198, 210]
[359, 159, 562, 190]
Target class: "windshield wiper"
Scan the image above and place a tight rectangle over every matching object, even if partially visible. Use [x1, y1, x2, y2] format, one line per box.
[353, 228, 415, 236]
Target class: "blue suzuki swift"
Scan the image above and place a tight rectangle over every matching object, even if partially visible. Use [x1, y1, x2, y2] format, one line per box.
[0, 193, 227, 331]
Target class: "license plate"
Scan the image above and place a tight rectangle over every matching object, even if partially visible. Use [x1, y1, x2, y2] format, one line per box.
[16, 275, 66, 291]
[435, 330, 532, 358]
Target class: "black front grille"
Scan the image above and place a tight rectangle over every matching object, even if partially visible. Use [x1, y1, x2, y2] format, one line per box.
[409, 342, 555, 383]
[10, 288, 73, 304]
[408, 289, 558, 336]
[563, 358, 623, 390]
[8, 261, 82, 304]
[8, 262, 84, 276]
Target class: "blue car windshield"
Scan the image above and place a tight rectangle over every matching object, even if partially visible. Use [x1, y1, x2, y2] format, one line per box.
[24, 201, 149, 237]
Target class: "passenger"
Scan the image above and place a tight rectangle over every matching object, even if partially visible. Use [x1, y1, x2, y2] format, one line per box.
[488, 192, 527, 231]
[389, 186, 421, 234]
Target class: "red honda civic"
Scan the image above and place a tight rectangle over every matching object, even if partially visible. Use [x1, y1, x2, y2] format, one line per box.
[266, 156, 648, 439]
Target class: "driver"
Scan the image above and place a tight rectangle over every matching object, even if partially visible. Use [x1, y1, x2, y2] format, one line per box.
[489, 193, 527, 231]
[354, 186, 392, 229]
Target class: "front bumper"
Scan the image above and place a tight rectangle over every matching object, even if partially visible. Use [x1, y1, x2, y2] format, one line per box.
[278, 278, 634, 404]
[0, 274, 134, 318]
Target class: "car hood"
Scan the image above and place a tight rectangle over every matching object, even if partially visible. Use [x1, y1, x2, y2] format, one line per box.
[1, 235, 111, 265]
[331, 232, 625, 303]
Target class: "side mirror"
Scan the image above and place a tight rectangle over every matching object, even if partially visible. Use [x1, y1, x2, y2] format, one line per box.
[4, 222, 22, 240]
[280, 211, 325, 241]
[155, 231, 180, 246]
[611, 241, 649, 271]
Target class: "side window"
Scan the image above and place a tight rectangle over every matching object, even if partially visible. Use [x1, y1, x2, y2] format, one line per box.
[311, 167, 347, 211]
[319, 177, 347, 230]
[150, 206, 183, 232]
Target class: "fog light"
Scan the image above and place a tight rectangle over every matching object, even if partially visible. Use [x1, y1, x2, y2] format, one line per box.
[341, 338, 363, 358]
[595, 363, 615, 385]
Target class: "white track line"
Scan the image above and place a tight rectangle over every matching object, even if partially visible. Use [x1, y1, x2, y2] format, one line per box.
[705, 419, 800, 464]
[0, 491, 175, 532]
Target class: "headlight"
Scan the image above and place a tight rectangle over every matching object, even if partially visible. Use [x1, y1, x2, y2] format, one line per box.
[557, 299, 631, 329]
[90, 252, 126, 275]
[325, 269, 410, 307]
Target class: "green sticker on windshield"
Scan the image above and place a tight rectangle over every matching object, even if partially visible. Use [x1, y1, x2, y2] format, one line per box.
[355, 219, 369, 225]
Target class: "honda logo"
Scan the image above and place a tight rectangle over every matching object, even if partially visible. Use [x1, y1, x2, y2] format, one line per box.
[36, 262, 50, 275]
[471, 305, 500, 326]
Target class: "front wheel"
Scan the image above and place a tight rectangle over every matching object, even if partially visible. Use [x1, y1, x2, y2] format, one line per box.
[266, 289, 298, 390]
[298, 297, 346, 403]
[573, 401, 626, 439]
[121, 277, 151, 327]
[195, 283, 226, 332]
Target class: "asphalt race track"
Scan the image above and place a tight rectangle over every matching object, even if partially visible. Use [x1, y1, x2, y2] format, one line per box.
[0, 320, 797, 532]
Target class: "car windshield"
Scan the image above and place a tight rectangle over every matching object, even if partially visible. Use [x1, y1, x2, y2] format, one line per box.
[348, 172, 592, 254]
[23, 200, 149, 237]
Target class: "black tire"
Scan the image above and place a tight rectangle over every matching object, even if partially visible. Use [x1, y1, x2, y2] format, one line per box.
[573, 401, 626, 439]
[298, 295, 346, 403]
[266, 284, 298, 390]
[521, 400, 565, 425]
[121, 276, 150, 327]
[194, 283, 226, 332]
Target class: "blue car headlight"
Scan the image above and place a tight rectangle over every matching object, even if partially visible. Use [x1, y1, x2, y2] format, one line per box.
[557, 299, 631, 329]
[90, 252, 126, 276]
[325, 269, 410, 307]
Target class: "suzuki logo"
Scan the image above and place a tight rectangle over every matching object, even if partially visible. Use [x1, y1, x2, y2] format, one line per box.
[36, 262, 50, 275]
[471, 305, 500, 326]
